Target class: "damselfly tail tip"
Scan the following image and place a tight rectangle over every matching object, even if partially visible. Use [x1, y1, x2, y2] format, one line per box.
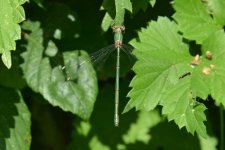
[114, 114, 119, 127]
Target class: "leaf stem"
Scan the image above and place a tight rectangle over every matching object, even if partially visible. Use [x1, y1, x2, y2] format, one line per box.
[220, 105, 224, 150]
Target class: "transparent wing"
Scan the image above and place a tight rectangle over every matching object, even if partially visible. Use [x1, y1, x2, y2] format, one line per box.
[60, 45, 116, 81]
[120, 44, 136, 62]
[89, 44, 116, 65]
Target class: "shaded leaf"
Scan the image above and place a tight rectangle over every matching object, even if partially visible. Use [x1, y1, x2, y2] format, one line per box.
[45, 40, 58, 57]
[0, 86, 31, 150]
[131, 0, 149, 14]
[21, 21, 98, 120]
[0, 53, 26, 89]
[33, 0, 44, 8]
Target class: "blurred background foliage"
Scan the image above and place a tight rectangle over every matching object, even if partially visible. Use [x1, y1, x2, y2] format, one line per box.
[0, 0, 222, 149]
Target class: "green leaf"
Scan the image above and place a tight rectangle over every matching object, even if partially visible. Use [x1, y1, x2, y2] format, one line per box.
[122, 110, 161, 144]
[123, 0, 132, 12]
[21, 21, 98, 120]
[76, 121, 91, 137]
[124, 17, 191, 113]
[149, 0, 156, 7]
[102, 0, 115, 17]
[199, 135, 218, 150]
[101, 12, 113, 32]
[0, 0, 27, 68]
[45, 40, 58, 57]
[114, 0, 132, 25]
[1, 51, 12, 69]
[68, 83, 211, 150]
[0, 86, 31, 150]
[207, 0, 225, 26]
[89, 136, 110, 150]
[125, 17, 208, 137]
[201, 30, 225, 106]
[173, 0, 221, 44]
[160, 77, 207, 138]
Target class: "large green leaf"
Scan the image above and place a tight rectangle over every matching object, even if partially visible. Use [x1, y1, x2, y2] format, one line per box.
[124, 17, 191, 112]
[207, 0, 225, 26]
[0, 86, 31, 150]
[124, 17, 209, 137]
[0, 0, 27, 68]
[160, 77, 207, 138]
[201, 30, 225, 106]
[173, 0, 221, 44]
[21, 21, 98, 120]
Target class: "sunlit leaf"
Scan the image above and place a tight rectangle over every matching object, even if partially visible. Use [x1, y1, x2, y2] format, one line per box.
[125, 17, 208, 137]
[124, 17, 191, 113]
[1, 51, 11, 69]
[160, 77, 207, 138]
[122, 110, 161, 144]
[89, 136, 110, 150]
[199, 135, 218, 150]
[207, 0, 225, 26]
[0, 0, 27, 68]
[101, 12, 113, 31]
[173, 0, 221, 44]
[201, 30, 225, 106]
[115, 0, 132, 25]
[149, 0, 156, 7]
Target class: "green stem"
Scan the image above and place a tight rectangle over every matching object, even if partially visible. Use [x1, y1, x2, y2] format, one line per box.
[220, 105, 224, 150]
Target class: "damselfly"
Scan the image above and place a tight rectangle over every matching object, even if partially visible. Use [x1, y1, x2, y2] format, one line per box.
[63, 25, 134, 127]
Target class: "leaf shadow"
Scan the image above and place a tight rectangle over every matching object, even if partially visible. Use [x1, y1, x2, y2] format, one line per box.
[125, 120, 201, 150]
[69, 79, 138, 150]
[0, 86, 20, 150]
